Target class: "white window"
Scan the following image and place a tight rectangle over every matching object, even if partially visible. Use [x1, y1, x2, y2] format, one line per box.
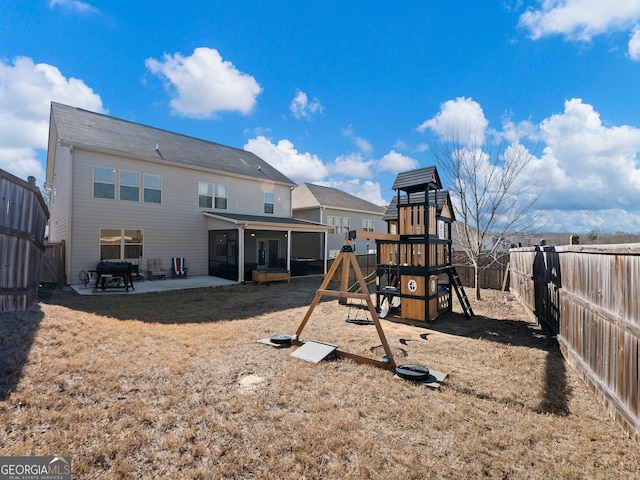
[215, 184, 228, 209]
[327, 216, 350, 234]
[264, 192, 274, 214]
[199, 183, 227, 209]
[362, 219, 374, 232]
[93, 166, 115, 199]
[99, 229, 143, 260]
[198, 182, 213, 208]
[144, 174, 162, 203]
[120, 170, 139, 201]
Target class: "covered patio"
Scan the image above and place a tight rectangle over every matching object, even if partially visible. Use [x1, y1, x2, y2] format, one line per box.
[202, 212, 331, 283]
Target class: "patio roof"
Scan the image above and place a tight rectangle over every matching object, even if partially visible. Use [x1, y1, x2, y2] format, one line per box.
[202, 212, 332, 232]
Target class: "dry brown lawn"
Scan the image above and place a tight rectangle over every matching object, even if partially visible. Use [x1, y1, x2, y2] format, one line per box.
[1, 277, 638, 479]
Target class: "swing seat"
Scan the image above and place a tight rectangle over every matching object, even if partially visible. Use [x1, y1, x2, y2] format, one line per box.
[380, 297, 390, 318]
[346, 318, 374, 325]
[383, 285, 401, 308]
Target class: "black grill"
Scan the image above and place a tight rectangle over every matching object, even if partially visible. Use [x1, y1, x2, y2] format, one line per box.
[94, 261, 134, 292]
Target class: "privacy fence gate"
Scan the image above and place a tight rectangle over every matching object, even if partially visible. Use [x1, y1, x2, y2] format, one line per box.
[510, 244, 640, 442]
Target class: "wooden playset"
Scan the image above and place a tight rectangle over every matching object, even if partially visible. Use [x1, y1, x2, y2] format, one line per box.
[372, 165, 473, 321]
[278, 166, 473, 379]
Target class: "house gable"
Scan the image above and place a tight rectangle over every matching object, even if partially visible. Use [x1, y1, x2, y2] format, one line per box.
[292, 183, 387, 215]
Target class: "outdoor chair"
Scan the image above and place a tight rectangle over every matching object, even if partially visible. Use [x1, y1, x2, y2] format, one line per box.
[171, 257, 188, 278]
[146, 258, 166, 280]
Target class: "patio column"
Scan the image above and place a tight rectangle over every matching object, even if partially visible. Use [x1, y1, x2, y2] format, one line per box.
[287, 230, 292, 271]
[238, 226, 245, 283]
[323, 229, 328, 274]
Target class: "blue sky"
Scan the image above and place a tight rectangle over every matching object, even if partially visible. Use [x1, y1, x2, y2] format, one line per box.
[2, 0, 640, 233]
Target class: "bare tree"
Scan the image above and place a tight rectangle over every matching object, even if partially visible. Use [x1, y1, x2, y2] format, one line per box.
[432, 135, 540, 299]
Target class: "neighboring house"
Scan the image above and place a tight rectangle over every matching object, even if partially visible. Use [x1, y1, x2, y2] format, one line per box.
[292, 183, 387, 258]
[45, 103, 330, 284]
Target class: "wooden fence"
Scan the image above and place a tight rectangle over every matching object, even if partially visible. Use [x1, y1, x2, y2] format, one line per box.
[40, 241, 66, 285]
[0, 169, 49, 312]
[327, 253, 376, 281]
[454, 265, 508, 290]
[510, 244, 640, 442]
[451, 252, 509, 290]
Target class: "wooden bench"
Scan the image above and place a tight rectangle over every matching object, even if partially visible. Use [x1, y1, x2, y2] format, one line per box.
[252, 270, 290, 285]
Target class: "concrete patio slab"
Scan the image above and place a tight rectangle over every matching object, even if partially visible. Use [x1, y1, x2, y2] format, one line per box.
[70, 275, 236, 295]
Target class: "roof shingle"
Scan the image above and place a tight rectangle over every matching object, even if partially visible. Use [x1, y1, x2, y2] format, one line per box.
[391, 166, 441, 192]
[50, 102, 295, 185]
[294, 183, 387, 214]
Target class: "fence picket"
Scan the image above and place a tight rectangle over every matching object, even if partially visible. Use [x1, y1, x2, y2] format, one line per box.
[510, 244, 640, 443]
[0, 169, 49, 311]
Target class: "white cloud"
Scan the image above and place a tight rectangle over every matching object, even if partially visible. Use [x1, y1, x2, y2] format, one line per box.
[393, 139, 428, 153]
[536, 98, 640, 211]
[244, 136, 328, 183]
[519, 0, 640, 41]
[416, 97, 488, 143]
[342, 125, 373, 154]
[318, 179, 387, 206]
[531, 208, 640, 233]
[331, 153, 375, 178]
[0, 56, 104, 187]
[393, 140, 407, 150]
[0, 147, 46, 184]
[501, 116, 537, 143]
[629, 27, 640, 60]
[290, 90, 324, 120]
[416, 96, 640, 231]
[49, 0, 101, 14]
[145, 47, 262, 119]
[378, 150, 419, 173]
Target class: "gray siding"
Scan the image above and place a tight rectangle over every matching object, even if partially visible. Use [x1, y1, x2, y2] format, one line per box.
[292, 209, 321, 222]
[292, 207, 385, 259]
[323, 207, 385, 257]
[48, 145, 72, 276]
[66, 148, 291, 284]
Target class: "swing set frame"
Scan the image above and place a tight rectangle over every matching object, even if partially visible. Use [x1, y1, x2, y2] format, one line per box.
[293, 239, 397, 371]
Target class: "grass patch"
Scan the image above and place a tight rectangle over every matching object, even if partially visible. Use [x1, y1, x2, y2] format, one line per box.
[0, 278, 636, 478]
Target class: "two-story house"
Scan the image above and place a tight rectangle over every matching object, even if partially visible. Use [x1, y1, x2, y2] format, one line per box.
[291, 183, 387, 259]
[45, 103, 330, 285]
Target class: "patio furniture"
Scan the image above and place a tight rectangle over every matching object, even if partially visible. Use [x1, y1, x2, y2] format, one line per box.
[171, 257, 188, 278]
[252, 269, 290, 285]
[94, 261, 134, 292]
[146, 258, 166, 280]
[130, 263, 145, 281]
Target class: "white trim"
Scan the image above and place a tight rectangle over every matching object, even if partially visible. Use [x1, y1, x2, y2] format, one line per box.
[202, 212, 332, 233]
